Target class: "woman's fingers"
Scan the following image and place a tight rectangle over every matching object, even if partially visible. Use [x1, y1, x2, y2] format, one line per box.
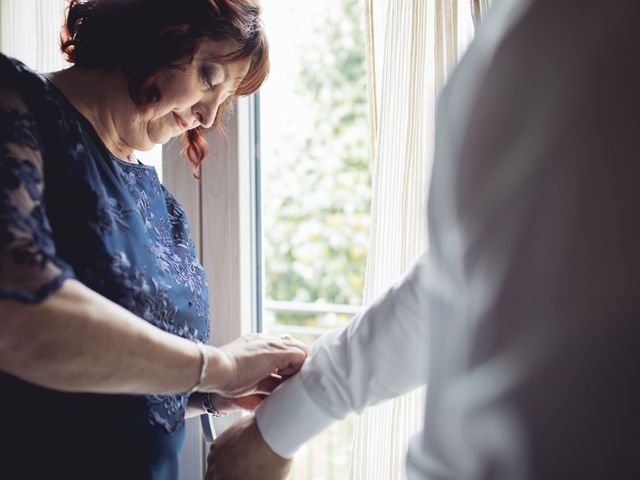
[254, 373, 283, 394]
[271, 335, 309, 375]
[280, 336, 310, 355]
[276, 364, 303, 377]
[229, 394, 267, 411]
[214, 333, 309, 397]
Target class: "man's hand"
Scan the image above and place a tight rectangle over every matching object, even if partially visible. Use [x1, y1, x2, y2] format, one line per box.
[206, 414, 292, 480]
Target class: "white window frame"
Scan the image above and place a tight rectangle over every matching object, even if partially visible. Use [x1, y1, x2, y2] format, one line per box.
[164, 97, 259, 479]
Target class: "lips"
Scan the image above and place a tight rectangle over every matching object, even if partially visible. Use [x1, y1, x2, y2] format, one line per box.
[173, 112, 188, 129]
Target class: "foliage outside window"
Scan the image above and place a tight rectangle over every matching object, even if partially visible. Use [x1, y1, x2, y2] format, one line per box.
[259, 0, 370, 478]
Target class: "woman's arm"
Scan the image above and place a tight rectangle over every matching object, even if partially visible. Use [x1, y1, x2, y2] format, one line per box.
[1, 278, 209, 394]
[0, 278, 307, 396]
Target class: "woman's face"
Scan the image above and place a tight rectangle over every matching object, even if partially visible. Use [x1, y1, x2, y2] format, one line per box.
[126, 40, 251, 149]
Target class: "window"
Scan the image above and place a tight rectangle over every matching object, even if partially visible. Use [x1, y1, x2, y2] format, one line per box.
[256, 0, 370, 477]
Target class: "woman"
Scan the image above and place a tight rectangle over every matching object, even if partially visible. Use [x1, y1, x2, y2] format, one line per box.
[0, 0, 305, 478]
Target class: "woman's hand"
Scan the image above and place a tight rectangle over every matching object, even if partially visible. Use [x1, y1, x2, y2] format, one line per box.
[207, 334, 308, 398]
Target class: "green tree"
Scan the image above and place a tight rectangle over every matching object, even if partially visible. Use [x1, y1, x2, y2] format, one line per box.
[263, 0, 370, 319]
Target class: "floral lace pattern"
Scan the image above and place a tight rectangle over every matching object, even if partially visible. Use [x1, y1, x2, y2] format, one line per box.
[0, 96, 74, 301]
[0, 54, 210, 433]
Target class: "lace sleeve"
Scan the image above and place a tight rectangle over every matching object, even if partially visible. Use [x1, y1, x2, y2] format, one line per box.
[0, 82, 74, 303]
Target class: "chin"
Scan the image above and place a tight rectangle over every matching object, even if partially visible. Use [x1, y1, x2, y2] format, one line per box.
[150, 131, 180, 147]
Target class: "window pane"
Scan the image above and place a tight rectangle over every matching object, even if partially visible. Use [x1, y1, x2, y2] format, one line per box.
[259, 0, 370, 478]
[136, 145, 163, 181]
[260, 0, 370, 307]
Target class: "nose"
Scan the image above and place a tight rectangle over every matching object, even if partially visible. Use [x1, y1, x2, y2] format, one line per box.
[193, 102, 217, 129]
[194, 91, 229, 129]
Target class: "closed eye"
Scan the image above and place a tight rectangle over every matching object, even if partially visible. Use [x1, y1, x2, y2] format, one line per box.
[200, 67, 215, 89]
[201, 63, 227, 91]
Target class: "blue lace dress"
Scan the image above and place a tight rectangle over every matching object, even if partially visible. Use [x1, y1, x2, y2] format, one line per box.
[0, 54, 210, 479]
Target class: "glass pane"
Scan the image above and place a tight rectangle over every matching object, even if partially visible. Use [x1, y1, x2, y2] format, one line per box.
[259, 0, 370, 478]
[260, 0, 370, 307]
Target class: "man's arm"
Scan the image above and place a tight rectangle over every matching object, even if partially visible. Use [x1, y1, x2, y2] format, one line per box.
[207, 253, 432, 477]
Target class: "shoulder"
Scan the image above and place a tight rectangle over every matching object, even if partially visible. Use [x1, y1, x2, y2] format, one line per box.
[0, 55, 28, 105]
[0, 54, 52, 114]
[0, 53, 44, 87]
[0, 56, 49, 174]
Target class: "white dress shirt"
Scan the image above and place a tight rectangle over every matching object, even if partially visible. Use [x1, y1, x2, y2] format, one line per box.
[257, 1, 640, 478]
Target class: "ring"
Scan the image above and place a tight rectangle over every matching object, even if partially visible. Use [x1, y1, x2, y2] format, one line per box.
[280, 334, 292, 340]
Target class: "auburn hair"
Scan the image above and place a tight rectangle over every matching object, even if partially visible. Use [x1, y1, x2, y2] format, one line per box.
[61, 0, 269, 176]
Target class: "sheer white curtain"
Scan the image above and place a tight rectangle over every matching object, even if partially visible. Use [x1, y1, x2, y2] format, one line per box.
[349, 1, 476, 478]
[0, 0, 67, 71]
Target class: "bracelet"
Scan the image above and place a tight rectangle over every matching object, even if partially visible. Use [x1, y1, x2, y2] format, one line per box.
[187, 340, 208, 394]
[202, 393, 229, 417]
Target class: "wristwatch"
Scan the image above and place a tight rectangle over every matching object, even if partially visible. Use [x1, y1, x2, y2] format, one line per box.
[201, 393, 228, 417]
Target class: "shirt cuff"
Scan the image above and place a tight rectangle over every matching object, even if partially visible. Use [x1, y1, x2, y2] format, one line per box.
[255, 373, 335, 459]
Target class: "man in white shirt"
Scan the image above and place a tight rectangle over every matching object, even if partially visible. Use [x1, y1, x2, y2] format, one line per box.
[207, 0, 640, 478]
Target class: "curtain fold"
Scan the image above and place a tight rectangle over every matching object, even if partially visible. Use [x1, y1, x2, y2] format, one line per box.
[471, 0, 492, 27]
[0, 0, 67, 71]
[349, 1, 475, 478]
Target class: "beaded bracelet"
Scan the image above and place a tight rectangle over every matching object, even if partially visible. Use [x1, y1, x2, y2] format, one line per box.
[187, 340, 208, 395]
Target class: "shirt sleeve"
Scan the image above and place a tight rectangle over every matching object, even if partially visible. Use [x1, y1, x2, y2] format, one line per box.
[0, 81, 75, 303]
[256, 253, 430, 458]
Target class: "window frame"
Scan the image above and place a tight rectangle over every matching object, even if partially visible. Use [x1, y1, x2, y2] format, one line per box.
[163, 95, 261, 478]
